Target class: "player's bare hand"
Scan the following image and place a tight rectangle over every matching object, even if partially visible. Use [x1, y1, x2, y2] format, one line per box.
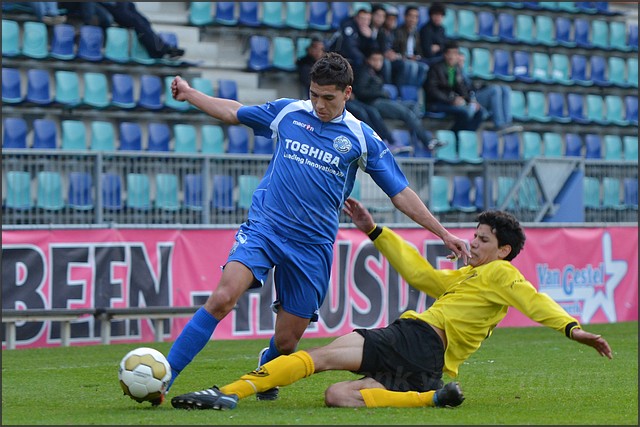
[571, 328, 613, 359]
[171, 75, 190, 102]
[343, 198, 376, 234]
[442, 233, 471, 265]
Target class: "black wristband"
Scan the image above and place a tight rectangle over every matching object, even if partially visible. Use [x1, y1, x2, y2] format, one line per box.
[368, 225, 383, 241]
[565, 321, 579, 338]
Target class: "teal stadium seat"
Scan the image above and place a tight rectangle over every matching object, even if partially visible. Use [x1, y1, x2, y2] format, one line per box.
[607, 57, 627, 88]
[628, 58, 638, 88]
[189, 2, 214, 26]
[272, 36, 296, 71]
[131, 31, 155, 64]
[434, 130, 459, 163]
[531, 52, 551, 83]
[603, 135, 623, 160]
[456, 10, 479, 41]
[586, 94, 606, 125]
[261, 2, 284, 28]
[54, 70, 81, 106]
[90, 121, 115, 151]
[591, 20, 609, 49]
[83, 72, 109, 108]
[522, 131, 542, 159]
[534, 15, 556, 46]
[285, 2, 308, 30]
[5, 171, 33, 210]
[515, 14, 535, 45]
[583, 177, 601, 209]
[470, 48, 494, 80]
[36, 171, 65, 211]
[155, 173, 180, 211]
[497, 176, 516, 209]
[201, 124, 225, 153]
[191, 77, 214, 110]
[430, 176, 452, 213]
[104, 26, 130, 63]
[604, 95, 628, 126]
[526, 91, 550, 122]
[510, 90, 527, 121]
[173, 124, 198, 153]
[602, 177, 625, 210]
[623, 136, 638, 160]
[164, 76, 189, 111]
[61, 120, 87, 150]
[2, 19, 20, 57]
[22, 21, 48, 59]
[126, 173, 151, 211]
[518, 177, 540, 211]
[542, 132, 563, 157]
[550, 54, 572, 85]
[238, 174, 261, 210]
[457, 130, 483, 164]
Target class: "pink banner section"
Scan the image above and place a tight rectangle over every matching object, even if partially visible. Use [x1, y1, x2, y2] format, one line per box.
[2, 226, 637, 349]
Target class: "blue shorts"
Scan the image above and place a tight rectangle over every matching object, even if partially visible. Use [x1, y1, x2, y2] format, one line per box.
[226, 220, 333, 322]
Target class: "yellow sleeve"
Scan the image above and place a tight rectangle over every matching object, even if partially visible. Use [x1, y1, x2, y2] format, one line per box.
[372, 226, 449, 298]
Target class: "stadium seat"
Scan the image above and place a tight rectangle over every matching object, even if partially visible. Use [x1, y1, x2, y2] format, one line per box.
[522, 131, 542, 159]
[550, 54, 572, 85]
[474, 176, 493, 211]
[155, 173, 180, 211]
[201, 124, 225, 153]
[119, 122, 142, 151]
[32, 118, 58, 149]
[3, 117, 28, 149]
[22, 21, 48, 59]
[247, 35, 272, 72]
[471, 48, 494, 80]
[253, 135, 275, 155]
[50, 23, 76, 60]
[183, 173, 204, 211]
[625, 95, 638, 125]
[238, 1, 260, 27]
[391, 129, 413, 157]
[90, 121, 115, 151]
[531, 52, 551, 83]
[515, 14, 535, 45]
[564, 133, 583, 157]
[481, 130, 499, 159]
[623, 178, 638, 209]
[430, 176, 452, 213]
[523, 1, 543, 9]
[602, 177, 625, 210]
[330, 2, 351, 30]
[103, 26, 129, 63]
[518, 177, 541, 211]
[497, 176, 516, 210]
[567, 93, 588, 124]
[543, 132, 563, 157]
[54, 70, 81, 107]
[137, 74, 163, 110]
[102, 172, 123, 211]
[308, 2, 330, 30]
[272, 36, 297, 71]
[477, 11, 498, 42]
[534, 15, 556, 46]
[77, 25, 104, 62]
[164, 76, 189, 111]
[296, 37, 312, 59]
[583, 177, 601, 210]
[382, 83, 399, 100]
[398, 84, 419, 103]
[238, 174, 261, 210]
[5, 171, 33, 210]
[111, 73, 136, 109]
[126, 173, 151, 211]
[548, 92, 570, 123]
[285, 2, 308, 30]
[130, 32, 154, 65]
[623, 135, 638, 160]
[629, 23, 638, 51]
[36, 171, 65, 211]
[212, 174, 235, 211]
[451, 176, 477, 212]
[61, 120, 87, 150]
[602, 135, 622, 160]
[589, 55, 609, 87]
[497, 12, 517, 43]
[586, 94, 607, 125]
[227, 125, 250, 154]
[555, 17, 575, 48]
[26, 69, 52, 105]
[493, 49, 515, 81]
[147, 123, 170, 152]
[501, 133, 521, 160]
[509, 90, 527, 121]
[67, 171, 94, 211]
[173, 124, 197, 153]
[214, 2, 238, 26]
[628, 58, 638, 88]
[2, 19, 20, 57]
[217, 78, 238, 101]
[458, 130, 483, 163]
[609, 21, 629, 52]
[591, 20, 609, 49]
[192, 76, 215, 97]
[261, 2, 284, 28]
[434, 130, 459, 163]
[2, 67, 22, 104]
[574, 18, 591, 48]
[456, 9, 479, 41]
[608, 57, 628, 88]
[82, 72, 109, 108]
[605, 95, 627, 126]
[442, 7, 456, 36]
[512, 51, 534, 83]
[569, 55, 592, 87]
[526, 91, 550, 123]
[189, 2, 214, 26]
[584, 134, 602, 159]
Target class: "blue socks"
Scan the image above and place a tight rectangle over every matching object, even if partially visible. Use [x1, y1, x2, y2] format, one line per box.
[166, 307, 219, 390]
[259, 336, 282, 365]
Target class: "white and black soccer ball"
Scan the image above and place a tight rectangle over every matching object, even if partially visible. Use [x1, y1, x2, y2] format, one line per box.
[118, 347, 171, 403]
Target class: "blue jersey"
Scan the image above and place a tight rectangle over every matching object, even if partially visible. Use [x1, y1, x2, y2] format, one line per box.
[237, 98, 408, 245]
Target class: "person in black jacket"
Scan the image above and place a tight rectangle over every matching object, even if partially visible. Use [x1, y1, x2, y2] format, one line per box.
[419, 2, 448, 66]
[423, 40, 486, 132]
[328, 6, 378, 69]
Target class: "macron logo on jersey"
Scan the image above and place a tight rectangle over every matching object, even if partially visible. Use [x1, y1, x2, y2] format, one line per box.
[292, 120, 315, 132]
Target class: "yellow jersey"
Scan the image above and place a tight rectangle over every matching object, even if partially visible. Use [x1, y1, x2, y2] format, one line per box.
[372, 226, 580, 378]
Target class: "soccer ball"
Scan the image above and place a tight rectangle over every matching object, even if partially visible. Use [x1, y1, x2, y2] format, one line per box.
[118, 347, 171, 404]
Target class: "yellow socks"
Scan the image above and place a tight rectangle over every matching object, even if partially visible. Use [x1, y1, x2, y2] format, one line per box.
[360, 388, 437, 408]
[220, 350, 315, 399]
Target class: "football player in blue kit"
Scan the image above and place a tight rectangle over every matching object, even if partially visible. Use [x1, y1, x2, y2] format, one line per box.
[163, 52, 471, 403]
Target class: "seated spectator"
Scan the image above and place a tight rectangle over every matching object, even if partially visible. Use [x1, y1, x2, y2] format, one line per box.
[424, 41, 486, 133]
[10, 2, 66, 24]
[392, 5, 428, 86]
[327, 4, 377, 70]
[297, 37, 326, 97]
[419, 2, 448, 66]
[354, 49, 437, 152]
[377, 4, 406, 85]
[59, 2, 112, 28]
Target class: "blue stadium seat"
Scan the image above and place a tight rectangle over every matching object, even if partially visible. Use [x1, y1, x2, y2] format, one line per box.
[119, 122, 142, 151]
[625, 95, 638, 125]
[628, 57, 638, 88]
[54, 70, 81, 107]
[481, 130, 499, 159]
[473, 176, 493, 211]
[137, 74, 163, 110]
[227, 125, 250, 153]
[5, 171, 33, 210]
[212, 174, 235, 211]
[238, 1, 260, 27]
[126, 173, 151, 211]
[164, 76, 189, 111]
[155, 173, 180, 211]
[104, 26, 130, 63]
[602, 135, 622, 160]
[548, 92, 570, 123]
[247, 35, 272, 72]
[513, 51, 534, 83]
[214, 2, 237, 26]
[501, 133, 521, 160]
[36, 171, 65, 211]
[253, 135, 274, 155]
[497, 12, 517, 44]
[522, 131, 542, 159]
[628, 23, 638, 51]
[238, 174, 261, 210]
[61, 120, 87, 150]
[2, 19, 20, 57]
[50, 23, 76, 60]
[383, 83, 398, 100]
[261, 2, 284, 28]
[32, 118, 58, 149]
[564, 133, 583, 157]
[147, 122, 170, 152]
[398, 84, 419, 103]
[285, 2, 308, 30]
[22, 21, 48, 59]
[623, 178, 638, 209]
[83, 72, 109, 108]
[589, 55, 609, 87]
[567, 93, 588, 124]
[26, 69, 52, 105]
[534, 15, 556, 47]
[390, 129, 413, 157]
[493, 49, 514, 81]
[201, 124, 225, 153]
[574, 18, 591, 48]
[217, 79, 238, 100]
[189, 2, 214, 26]
[3, 117, 28, 149]
[68, 171, 94, 211]
[623, 135, 638, 160]
[451, 176, 477, 212]
[2, 67, 22, 104]
[272, 36, 296, 71]
[102, 172, 123, 211]
[555, 16, 575, 48]
[330, 2, 350, 30]
[90, 121, 115, 151]
[569, 55, 592, 86]
[308, 2, 330, 30]
[543, 132, 563, 157]
[477, 11, 498, 42]
[111, 73, 136, 109]
[77, 25, 104, 62]
[584, 134, 602, 159]
[173, 124, 197, 153]
[183, 173, 204, 211]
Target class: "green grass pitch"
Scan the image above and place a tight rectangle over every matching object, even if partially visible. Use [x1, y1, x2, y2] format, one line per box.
[1, 321, 637, 425]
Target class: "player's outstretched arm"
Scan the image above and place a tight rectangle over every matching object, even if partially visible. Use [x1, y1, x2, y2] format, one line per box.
[571, 328, 613, 359]
[171, 75, 243, 124]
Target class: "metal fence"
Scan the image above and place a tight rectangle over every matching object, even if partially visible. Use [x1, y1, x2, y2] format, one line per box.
[2, 149, 637, 227]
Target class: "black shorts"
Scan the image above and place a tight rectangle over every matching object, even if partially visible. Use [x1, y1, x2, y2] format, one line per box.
[354, 318, 445, 392]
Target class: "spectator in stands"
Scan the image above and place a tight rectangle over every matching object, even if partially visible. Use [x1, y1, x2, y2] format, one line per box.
[392, 5, 428, 85]
[419, 2, 448, 65]
[11, 2, 66, 25]
[354, 49, 438, 152]
[297, 37, 325, 96]
[424, 40, 486, 133]
[376, 4, 408, 87]
[327, 4, 377, 69]
[98, 2, 185, 59]
[165, 52, 471, 405]
[59, 2, 112, 28]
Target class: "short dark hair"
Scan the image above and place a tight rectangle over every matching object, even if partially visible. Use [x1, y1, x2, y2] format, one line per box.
[444, 40, 459, 52]
[476, 210, 526, 261]
[371, 3, 386, 14]
[405, 5, 418, 17]
[429, 2, 446, 17]
[310, 52, 353, 90]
